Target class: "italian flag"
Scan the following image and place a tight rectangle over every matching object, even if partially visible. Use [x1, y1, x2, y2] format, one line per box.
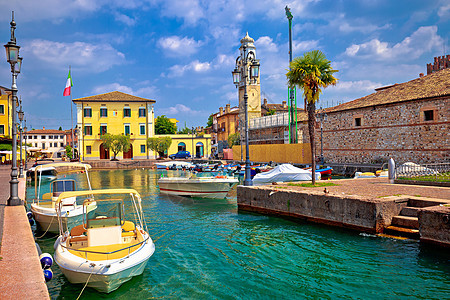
[63, 70, 73, 96]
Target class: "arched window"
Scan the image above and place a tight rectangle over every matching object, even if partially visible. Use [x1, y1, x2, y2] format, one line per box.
[178, 142, 186, 151]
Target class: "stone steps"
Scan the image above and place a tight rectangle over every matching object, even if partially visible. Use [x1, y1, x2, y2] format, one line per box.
[391, 215, 419, 229]
[400, 206, 420, 217]
[384, 225, 420, 240]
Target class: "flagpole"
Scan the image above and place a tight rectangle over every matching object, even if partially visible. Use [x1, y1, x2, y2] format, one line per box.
[70, 65, 74, 159]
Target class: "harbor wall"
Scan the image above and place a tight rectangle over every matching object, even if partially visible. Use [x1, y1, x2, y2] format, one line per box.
[419, 206, 450, 246]
[232, 143, 311, 165]
[83, 159, 155, 169]
[237, 186, 402, 233]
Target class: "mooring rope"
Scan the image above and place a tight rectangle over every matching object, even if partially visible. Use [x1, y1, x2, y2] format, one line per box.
[34, 215, 55, 239]
[76, 267, 95, 300]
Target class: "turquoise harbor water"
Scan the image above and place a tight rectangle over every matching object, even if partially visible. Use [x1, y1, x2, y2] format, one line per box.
[28, 169, 450, 299]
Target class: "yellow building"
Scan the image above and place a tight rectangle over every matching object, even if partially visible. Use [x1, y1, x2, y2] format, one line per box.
[73, 91, 156, 160]
[0, 86, 12, 138]
[156, 133, 211, 158]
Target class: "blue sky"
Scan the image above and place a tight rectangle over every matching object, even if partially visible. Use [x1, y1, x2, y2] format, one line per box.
[0, 0, 448, 130]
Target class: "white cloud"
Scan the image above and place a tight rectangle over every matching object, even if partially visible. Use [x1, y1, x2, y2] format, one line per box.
[158, 104, 202, 115]
[24, 39, 126, 72]
[167, 60, 211, 77]
[255, 36, 279, 53]
[92, 83, 157, 98]
[157, 0, 205, 25]
[437, 3, 450, 18]
[114, 13, 137, 26]
[329, 80, 382, 92]
[158, 36, 203, 57]
[345, 26, 443, 61]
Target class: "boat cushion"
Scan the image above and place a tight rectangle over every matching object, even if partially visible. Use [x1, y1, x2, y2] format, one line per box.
[122, 221, 135, 232]
[70, 224, 86, 237]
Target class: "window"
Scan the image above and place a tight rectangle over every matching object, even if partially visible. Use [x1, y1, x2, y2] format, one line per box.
[34, 143, 38, 147]
[123, 107, 131, 117]
[42, 143, 46, 149]
[84, 107, 92, 117]
[100, 125, 107, 135]
[354, 117, 361, 127]
[124, 124, 131, 135]
[139, 124, 145, 135]
[140, 145, 146, 153]
[84, 125, 92, 136]
[139, 107, 146, 117]
[424, 110, 434, 121]
[60, 135, 64, 139]
[100, 107, 108, 117]
[60, 143, 64, 147]
[49, 135, 53, 139]
[41, 135, 46, 139]
[86, 145, 91, 155]
[53, 142, 58, 147]
[0, 104, 4, 114]
[28, 135, 32, 139]
[0, 125, 4, 135]
[34, 135, 37, 139]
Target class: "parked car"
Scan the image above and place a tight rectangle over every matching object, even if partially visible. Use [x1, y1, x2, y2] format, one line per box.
[169, 151, 191, 159]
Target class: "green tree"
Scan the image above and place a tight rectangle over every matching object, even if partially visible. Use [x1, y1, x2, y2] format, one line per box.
[101, 133, 131, 160]
[58, 126, 63, 131]
[265, 108, 276, 116]
[206, 114, 214, 127]
[155, 115, 176, 134]
[286, 50, 338, 184]
[177, 126, 194, 134]
[227, 132, 240, 147]
[65, 145, 73, 159]
[147, 136, 172, 159]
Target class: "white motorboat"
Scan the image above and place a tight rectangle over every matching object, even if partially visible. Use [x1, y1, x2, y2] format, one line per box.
[158, 175, 238, 199]
[155, 161, 194, 170]
[252, 164, 321, 185]
[30, 162, 93, 234]
[53, 189, 155, 293]
[26, 165, 57, 181]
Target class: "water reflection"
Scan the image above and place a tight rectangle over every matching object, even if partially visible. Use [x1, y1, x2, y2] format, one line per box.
[28, 168, 450, 299]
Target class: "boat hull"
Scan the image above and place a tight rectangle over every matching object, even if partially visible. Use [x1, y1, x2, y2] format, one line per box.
[54, 235, 155, 293]
[158, 177, 238, 199]
[31, 203, 84, 234]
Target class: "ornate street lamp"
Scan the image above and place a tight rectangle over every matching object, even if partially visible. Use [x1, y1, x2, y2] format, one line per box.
[232, 38, 259, 186]
[4, 11, 22, 205]
[18, 105, 24, 177]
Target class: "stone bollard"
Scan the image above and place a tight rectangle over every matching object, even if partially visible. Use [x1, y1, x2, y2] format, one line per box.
[388, 158, 395, 184]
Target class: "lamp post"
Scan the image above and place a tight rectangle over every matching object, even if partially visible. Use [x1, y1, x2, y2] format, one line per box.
[232, 42, 259, 186]
[191, 127, 195, 160]
[24, 121, 27, 172]
[18, 105, 24, 177]
[4, 11, 23, 205]
[316, 107, 327, 166]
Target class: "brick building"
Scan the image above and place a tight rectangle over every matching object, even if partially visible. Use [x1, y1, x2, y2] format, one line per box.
[321, 66, 449, 164]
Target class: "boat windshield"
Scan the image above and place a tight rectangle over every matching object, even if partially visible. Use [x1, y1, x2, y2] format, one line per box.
[86, 199, 123, 229]
[52, 180, 76, 193]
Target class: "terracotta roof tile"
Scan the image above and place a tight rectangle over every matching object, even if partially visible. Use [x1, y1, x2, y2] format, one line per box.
[327, 68, 450, 113]
[73, 91, 156, 103]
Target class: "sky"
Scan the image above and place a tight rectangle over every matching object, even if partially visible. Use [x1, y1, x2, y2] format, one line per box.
[0, 0, 448, 130]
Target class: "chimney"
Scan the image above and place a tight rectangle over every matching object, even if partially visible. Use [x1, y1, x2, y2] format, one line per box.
[263, 98, 267, 106]
[219, 107, 223, 115]
[282, 101, 287, 108]
[43, 126, 45, 130]
[419, 73, 424, 77]
[225, 104, 230, 113]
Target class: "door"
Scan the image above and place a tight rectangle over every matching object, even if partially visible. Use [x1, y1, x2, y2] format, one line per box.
[123, 144, 133, 159]
[99, 143, 110, 160]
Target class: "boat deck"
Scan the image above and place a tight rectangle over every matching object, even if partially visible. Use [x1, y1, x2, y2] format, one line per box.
[68, 241, 142, 260]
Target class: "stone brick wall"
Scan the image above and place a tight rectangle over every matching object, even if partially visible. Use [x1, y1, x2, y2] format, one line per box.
[319, 96, 450, 164]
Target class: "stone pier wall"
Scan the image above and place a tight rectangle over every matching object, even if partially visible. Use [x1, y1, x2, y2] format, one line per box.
[419, 206, 450, 246]
[237, 186, 403, 233]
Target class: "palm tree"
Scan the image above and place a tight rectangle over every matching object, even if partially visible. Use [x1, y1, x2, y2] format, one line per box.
[286, 50, 338, 184]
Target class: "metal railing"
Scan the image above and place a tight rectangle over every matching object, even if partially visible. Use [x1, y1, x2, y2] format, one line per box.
[249, 112, 289, 130]
[396, 162, 450, 182]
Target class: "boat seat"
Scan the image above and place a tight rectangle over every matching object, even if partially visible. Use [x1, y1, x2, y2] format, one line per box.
[122, 221, 137, 238]
[69, 236, 87, 244]
[71, 224, 86, 237]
